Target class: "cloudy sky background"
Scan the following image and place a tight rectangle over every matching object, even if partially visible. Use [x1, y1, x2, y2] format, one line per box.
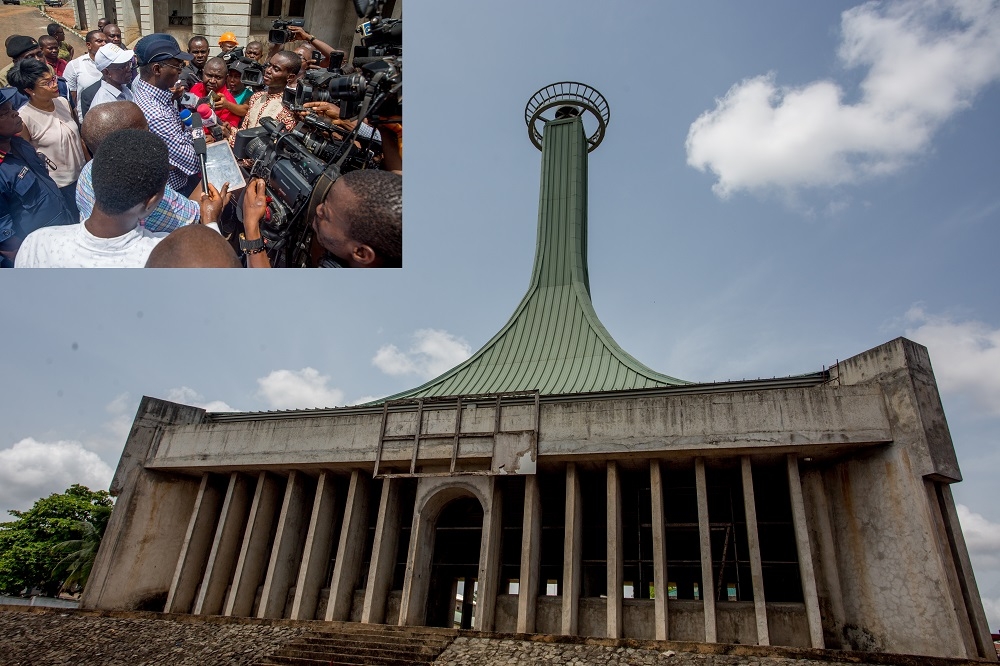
[1, 0, 999, 629]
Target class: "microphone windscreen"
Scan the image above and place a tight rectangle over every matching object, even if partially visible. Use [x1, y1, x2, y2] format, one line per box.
[190, 113, 207, 156]
[197, 104, 213, 119]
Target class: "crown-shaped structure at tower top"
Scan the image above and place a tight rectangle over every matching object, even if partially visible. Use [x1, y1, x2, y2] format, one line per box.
[386, 83, 686, 400]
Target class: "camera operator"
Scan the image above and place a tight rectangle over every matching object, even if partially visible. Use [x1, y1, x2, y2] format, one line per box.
[231, 51, 301, 144]
[312, 170, 401, 268]
[304, 100, 401, 173]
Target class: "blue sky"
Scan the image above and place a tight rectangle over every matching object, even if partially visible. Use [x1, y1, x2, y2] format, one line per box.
[2, 0, 999, 629]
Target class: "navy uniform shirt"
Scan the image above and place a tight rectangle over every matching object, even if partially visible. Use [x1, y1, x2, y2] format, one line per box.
[0, 137, 75, 256]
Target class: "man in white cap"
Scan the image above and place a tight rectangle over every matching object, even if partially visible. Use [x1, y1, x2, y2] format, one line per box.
[86, 43, 135, 114]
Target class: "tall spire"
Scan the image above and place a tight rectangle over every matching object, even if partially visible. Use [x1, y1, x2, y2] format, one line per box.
[386, 83, 686, 400]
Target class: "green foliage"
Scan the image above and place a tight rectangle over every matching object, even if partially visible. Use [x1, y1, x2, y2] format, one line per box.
[0, 484, 113, 596]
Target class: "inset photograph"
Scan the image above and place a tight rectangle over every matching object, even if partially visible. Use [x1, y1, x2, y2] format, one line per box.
[0, 0, 401, 267]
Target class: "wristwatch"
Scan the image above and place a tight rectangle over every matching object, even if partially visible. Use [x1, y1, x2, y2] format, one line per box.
[239, 233, 266, 254]
[307, 36, 315, 44]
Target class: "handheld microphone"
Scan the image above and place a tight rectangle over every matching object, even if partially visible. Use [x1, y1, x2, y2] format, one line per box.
[197, 103, 219, 128]
[188, 112, 209, 194]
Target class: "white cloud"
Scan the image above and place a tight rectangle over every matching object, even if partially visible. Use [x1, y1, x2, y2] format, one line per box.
[904, 307, 1000, 415]
[372, 329, 473, 379]
[686, 0, 1000, 197]
[165, 386, 236, 413]
[0, 438, 115, 516]
[105, 392, 130, 415]
[255, 368, 344, 410]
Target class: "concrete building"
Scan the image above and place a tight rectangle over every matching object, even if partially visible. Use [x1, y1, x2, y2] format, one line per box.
[82, 83, 995, 661]
[69, 0, 399, 56]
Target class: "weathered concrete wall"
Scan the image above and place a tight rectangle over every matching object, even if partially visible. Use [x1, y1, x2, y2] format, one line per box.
[82, 469, 201, 610]
[146, 385, 891, 472]
[667, 600, 705, 642]
[623, 598, 655, 640]
[495, 594, 518, 633]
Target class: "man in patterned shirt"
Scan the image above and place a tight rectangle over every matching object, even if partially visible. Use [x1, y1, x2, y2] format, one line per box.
[131, 34, 200, 195]
[232, 50, 301, 144]
[76, 101, 199, 232]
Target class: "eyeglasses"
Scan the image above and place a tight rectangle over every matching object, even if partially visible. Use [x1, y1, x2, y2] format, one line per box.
[37, 77, 58, 88]
[156, 61, 184, 71]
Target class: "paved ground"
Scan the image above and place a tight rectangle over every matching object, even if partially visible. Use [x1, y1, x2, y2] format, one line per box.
[0, 3, 87, 70]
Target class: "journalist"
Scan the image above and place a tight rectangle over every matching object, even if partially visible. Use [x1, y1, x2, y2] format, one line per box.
[312, 170, 401, 268]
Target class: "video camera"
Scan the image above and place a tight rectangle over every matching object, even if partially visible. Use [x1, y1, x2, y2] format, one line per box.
[354, 0, 401, 59]
[269, 18, 305, 44]
[230, 3, 400, 267]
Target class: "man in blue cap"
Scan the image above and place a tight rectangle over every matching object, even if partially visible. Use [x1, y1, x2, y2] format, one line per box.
[131, 34, 201, 195]
[0, 87, 75, 266]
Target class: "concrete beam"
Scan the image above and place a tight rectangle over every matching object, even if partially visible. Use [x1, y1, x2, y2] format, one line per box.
[193, 473, 251, 615]
[607, 462, 623, 639]
[695, 458, 716, 643]
[516, 474, 542, 633]
[290, 472, 338, 621]
[741, 457, 769, 646]
[787, 454, 825, 649]
[649, 461, 669, 641]
[165, 473, 222, 614]
[561, 462, 582, 636]
[361, 477, 401, 624]
[326, 470, 369, 622]
[224, 472, 281, 617]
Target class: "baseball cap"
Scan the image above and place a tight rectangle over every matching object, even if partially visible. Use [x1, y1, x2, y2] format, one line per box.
[0, 87, 18, 107]
[6, 36, 39, 60]
[219, 32, 238, 45]
[94, 43, 135, 71]
[134, 33, 193, 66]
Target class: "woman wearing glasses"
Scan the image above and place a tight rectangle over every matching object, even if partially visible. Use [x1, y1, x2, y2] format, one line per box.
[8, 58, 86, 218]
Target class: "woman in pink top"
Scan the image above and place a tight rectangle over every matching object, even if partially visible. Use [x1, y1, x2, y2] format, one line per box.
[9, 58, 86, 217]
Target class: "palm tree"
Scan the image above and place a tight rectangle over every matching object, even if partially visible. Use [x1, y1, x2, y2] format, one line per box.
[53, 519, 102, 594]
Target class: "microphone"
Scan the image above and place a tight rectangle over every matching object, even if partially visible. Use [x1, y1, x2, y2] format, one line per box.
[188, 112, 209, 194]
[197, 103, 219, 128]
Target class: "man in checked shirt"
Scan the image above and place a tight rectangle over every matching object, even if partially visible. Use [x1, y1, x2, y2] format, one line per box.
[131, 34, 201, 195]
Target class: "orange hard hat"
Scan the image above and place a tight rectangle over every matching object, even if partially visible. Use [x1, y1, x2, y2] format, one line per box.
[219, 32, 238, 45]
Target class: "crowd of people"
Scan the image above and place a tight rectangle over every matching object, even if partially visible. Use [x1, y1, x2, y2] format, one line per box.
[0, 20, 402, 268]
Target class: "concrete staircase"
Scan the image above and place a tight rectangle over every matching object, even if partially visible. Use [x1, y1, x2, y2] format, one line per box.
[257, 623, 456, 666]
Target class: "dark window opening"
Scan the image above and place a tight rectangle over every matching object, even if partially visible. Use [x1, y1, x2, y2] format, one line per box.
[706, 465, 754, 602]
[500, 476, 526, 595]
[539, 470, 566, 596]
[288, 0, 306, 17]
[662, 465, 702, 600]
[391, 479, 417, 590]
[752, 462, 802, 602]
[356, 477, 383, 591]
[621, 468, 654, 599]
[580, 467, 607, 598]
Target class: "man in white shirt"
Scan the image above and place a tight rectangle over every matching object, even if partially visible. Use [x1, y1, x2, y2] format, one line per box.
[87, 43, 135, 113]
[15, 129, 226, 268]
[62, 30, 107, 116]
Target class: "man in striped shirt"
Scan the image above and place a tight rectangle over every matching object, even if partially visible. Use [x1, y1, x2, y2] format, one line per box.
[131, 34, 200, 195]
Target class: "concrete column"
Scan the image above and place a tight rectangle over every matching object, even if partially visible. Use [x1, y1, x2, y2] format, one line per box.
[802, 469, 846, 648]
[938, 483, 997, 660]
[607, 461, 623, 638]
[649, 460, 669, 641]
[361, 477, 401, 624]
[740, 457, 769, 646]
[561, 462, 582, 636]
[517, 474, 542, 633]
[194, 473, 252, 615]
[165, 473, 222, 614]
[475, 478, 503, 632]
[290, 472, 338, 621]
[787, 454, 825, 649]
[326, 470, 369, 621]
[224, 472, 281, 617]
[258, 471, 310, 619]
[398, 499, 432, 627]
[695, 457, 717, 643]
[195, 2, 251, 51]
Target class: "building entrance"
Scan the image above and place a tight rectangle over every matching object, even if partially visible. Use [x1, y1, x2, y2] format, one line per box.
[425, 497, 483, 628]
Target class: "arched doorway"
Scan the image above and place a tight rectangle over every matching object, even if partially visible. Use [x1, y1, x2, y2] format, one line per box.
[425, 497, 483, 628]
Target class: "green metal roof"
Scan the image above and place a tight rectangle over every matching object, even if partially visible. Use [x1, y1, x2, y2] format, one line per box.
[384, 116, 687, 400]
